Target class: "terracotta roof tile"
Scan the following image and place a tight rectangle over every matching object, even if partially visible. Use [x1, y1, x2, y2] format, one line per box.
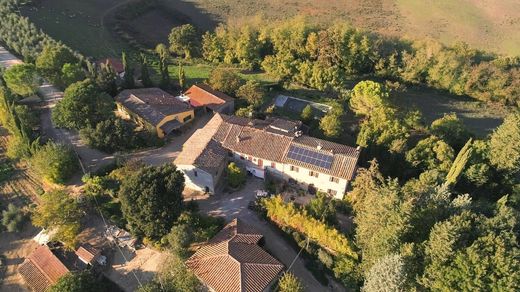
[75, 244, 100, 264]
[116, 88, 192, 126]
[186, 219, 284, 292]
[19, 245, 69, 292]
[185, 84, 234, 111]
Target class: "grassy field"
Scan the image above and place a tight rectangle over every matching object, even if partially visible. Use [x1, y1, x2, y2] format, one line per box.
[22, 0, 520, 58]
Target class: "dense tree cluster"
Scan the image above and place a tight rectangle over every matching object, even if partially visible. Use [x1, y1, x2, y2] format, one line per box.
[29, 142, 78, 184]
[32, 189, 83, 249]
[119, 164, 185, 240]
[201, 18, 519, 105]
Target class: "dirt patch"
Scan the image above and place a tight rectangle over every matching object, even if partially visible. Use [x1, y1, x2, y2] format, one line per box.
[128, 9, 189, 48]
[0, 224, 40, 292]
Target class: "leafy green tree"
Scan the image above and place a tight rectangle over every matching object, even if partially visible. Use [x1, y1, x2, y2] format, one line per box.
[140, 53, 152, 87]
[202, 31, 224, 63]
[278, 273, 304, 292]
[406, 136, 455, 173]
[446, 138, 473, 187]
[161, 223, 193, 258]
[207, 68, 243, 96]
[2, 203, 25, 232]
[3, 64, 40, 96]
[119, 164, 185, 240]
[178, 64, 186, 89]
[79, 118, 137, 153]
[320, 104, 343, 138]
[350, 80, 389, 117]
[168, 24, 199, 59]
[489, 111, 520, 172]
[52, 79, 115, 129]
[430, 113, 471, 149]
[122, 51, 134, 89]
[32, 189, 83, 249]
[227, 162, 245, 188]
[300, 104, 313, 123]
[30, 142, 79, 184]
[49, 271, 104, 292]
[421, 198, 520, 291]
[35, 45, 76, 81]
[362, 254, 409, 292]
[61, 63, 85, 87]
[236, 80, 264, 107]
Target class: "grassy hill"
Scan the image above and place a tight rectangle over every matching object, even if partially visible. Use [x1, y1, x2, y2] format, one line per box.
[184, 0, 520, 56]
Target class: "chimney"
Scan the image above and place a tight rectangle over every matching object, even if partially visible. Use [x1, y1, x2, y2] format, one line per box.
[236, 136, 242, 143]
[356, 146, 362, 152]
[317, 143, 323, 151]
[294, 130, 303, 138]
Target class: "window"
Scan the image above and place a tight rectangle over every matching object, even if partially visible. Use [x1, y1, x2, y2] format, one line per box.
[330, 176, 339, 183]
[271, 162, 276, 169]
[194, 170, 198, 177]
[183, 115, 192, 123]
[309, 171, 319, 178]
[290, 165, 299, 172]
[327, 189, 337, 196]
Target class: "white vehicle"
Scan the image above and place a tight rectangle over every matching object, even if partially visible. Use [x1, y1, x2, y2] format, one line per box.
[255, 190, 269, 199]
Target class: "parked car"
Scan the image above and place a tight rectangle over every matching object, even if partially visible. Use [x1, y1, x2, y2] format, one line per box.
[255, 189, 269, 199]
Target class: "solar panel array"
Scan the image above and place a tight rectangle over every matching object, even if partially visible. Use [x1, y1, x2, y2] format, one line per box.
[287, 145, 333, 169]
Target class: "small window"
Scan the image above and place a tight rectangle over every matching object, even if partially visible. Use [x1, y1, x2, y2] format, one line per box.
[309, 171, 318, 178]
[271, 162, 276, 169]
[327, 189, 337, 196]
[330, 176, 339, 183]
[194, 170, 198, 177]
[183, 115, 192, 123]
[290, 166, 299, 172]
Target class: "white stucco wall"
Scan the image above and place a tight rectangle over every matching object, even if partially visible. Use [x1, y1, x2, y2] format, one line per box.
[231, 152, 349, 199]
[177, 165, 217, 194]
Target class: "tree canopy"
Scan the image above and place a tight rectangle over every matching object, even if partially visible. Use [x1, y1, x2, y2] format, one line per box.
[168, 24, 199, 59]
[119, 164, 185, 240]
[52, 79, 114, 130]
[3, 64, 40, 96]
[32, 189, 83, 249]
[29, 142, 79, 184]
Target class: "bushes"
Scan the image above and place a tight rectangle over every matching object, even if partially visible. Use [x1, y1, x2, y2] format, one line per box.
[3, 64, 40, 96]
[1, 203, 25, 232]
[262, 196, 357, 258]
[29, 142, 79, 184]
[80, 118, 138, 153]
[227, 162, 246, 188]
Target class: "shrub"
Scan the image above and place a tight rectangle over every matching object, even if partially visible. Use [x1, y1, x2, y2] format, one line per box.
[80, 118, 137, 153]
[30, 142, 79, 184]
[227, 162, 246, 188]
[1, 203, 25, 232]
[3, 64, 40, 96]
[262, 196, 358, 258]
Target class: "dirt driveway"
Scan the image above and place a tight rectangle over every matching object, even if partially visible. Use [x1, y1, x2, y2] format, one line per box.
[197, 178, 342, 292]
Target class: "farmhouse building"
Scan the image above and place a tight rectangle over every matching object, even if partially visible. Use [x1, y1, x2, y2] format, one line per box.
[178, 84, 235, 114]
[175, 113, 360, 199]
[116, 88, 194, 138]
[18, 245, 70, 292]
[186, 218, 284, 292]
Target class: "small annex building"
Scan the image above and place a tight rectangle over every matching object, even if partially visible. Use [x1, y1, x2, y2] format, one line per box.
[186, 218, 284, 292]
[18, 245, 70, 292]
[116, 88, 195, 138]
[96, 58, 125, 78]
[180, 84, 235, 114]
[175, 113, 360, 199]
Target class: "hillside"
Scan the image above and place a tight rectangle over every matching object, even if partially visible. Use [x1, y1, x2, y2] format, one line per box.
[178, 0, 520, 56]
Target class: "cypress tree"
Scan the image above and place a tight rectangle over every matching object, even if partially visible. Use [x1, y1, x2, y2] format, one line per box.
[446, 138, 473, 187]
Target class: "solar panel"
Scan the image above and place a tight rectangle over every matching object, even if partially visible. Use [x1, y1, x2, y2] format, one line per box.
[287, 145, 333, 169]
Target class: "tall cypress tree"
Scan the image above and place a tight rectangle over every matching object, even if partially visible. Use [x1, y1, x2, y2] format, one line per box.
[446, 138, 473, 187]
[140, 53, 152, 87]
[122, 51, 134, 89]
[178, 64, 186, 89]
